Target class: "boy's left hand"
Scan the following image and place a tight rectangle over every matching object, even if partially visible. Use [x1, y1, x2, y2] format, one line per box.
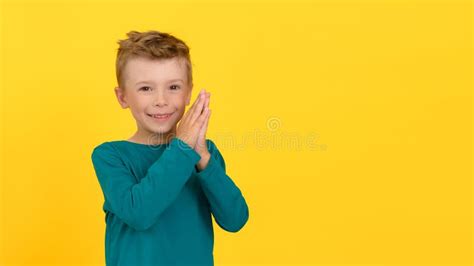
[195, 90, 211, 171]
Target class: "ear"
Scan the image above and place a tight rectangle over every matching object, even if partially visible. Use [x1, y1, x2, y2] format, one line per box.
[114, 86, 129, 109]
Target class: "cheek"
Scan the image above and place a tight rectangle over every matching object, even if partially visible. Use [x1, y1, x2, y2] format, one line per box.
[170, 95, 186, 108]
[171, 99, 187, 119]
[132, 97, 150, 109]
[128, 97, 149, 116]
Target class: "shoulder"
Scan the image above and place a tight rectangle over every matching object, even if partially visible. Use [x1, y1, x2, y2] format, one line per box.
[92, 141, 112, 153]
[91, 141, 121, 161]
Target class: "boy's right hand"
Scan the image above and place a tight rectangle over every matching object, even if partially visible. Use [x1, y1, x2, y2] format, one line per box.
[176, 89, 210, 149]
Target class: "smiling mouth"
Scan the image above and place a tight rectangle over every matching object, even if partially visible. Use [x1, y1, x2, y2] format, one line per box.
[147, 113, 173, 119]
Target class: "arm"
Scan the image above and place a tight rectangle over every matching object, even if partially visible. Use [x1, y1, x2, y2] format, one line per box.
[195, 139, 250, 233]
[91, 137, 201, 231]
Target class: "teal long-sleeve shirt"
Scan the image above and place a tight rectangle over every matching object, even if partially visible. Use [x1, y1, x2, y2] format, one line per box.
[91, 137, 249, 266]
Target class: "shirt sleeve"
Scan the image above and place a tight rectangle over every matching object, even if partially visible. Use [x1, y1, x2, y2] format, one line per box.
[195, 139, 250, 233]
[91, 137, 201, 231]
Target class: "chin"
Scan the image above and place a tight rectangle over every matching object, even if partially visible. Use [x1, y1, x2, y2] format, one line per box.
[149, 126, 172, 134]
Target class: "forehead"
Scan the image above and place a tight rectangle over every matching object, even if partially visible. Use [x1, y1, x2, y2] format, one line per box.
[124, 56, 187, 85]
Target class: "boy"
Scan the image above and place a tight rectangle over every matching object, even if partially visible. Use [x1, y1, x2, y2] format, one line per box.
[91, 30, 249, 266]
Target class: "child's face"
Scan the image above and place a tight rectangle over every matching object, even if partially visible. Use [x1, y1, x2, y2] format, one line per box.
[114, 56, 192, 137]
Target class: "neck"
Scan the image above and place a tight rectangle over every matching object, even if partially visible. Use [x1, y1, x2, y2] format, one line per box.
[129, 125, 177, 145]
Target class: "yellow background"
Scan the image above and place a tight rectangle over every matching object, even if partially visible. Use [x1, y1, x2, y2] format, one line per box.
[1, 0, 472, 265]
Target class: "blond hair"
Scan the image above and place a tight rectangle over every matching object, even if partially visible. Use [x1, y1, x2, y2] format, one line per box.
[115, 30, 193, 90]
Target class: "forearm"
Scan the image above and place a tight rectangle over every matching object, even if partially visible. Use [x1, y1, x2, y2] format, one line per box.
[195, 154, 249, 232]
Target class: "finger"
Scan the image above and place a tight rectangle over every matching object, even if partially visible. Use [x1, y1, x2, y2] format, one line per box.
[191, 89, 205, 111]
[200, 107, 211, 134]
[199, 93, 210, 126]
[196, 106, 210, 127]
[190, 91, 207, 125]
[202, 92, 210, 114]
[206, 92, 210, 107]
[184, 89, 204, 118]
[182, 89, 204, 123]
[202, 92, 210, 112]
[200, 92, 210, 121]
[198, 102, 210, 133]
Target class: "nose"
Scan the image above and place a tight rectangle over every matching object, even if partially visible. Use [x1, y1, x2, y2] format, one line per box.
[153, 90, 168, 107]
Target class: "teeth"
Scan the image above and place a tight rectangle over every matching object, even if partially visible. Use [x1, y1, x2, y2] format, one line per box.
[152, 114, 170, 118]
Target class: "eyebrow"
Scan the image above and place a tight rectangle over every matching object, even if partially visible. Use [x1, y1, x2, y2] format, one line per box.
[135, 79, 184, 85]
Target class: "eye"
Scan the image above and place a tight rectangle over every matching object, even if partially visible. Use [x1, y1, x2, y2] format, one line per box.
[139, 86, 152, 91]
[170, 85, 180, 90]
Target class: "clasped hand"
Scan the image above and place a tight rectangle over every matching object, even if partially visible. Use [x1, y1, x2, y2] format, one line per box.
[176, 89, 212, 170]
